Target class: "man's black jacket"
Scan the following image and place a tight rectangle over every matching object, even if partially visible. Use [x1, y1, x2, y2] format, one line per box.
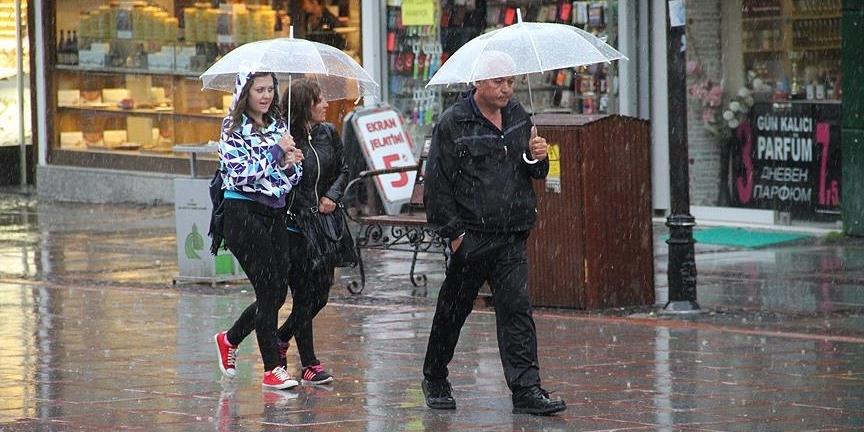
[288, 122, 350, 214]
[424, 93, 549, 241]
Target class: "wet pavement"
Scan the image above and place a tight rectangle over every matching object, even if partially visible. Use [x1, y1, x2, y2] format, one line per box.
[1, 192, 864, 430]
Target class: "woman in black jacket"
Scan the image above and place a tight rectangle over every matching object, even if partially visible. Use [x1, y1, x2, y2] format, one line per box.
[275, 78, 350, 385]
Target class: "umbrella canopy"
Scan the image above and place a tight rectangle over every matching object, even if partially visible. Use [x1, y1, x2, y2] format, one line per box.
[427, 9, 626, 87]
[199, 37, 379, 102]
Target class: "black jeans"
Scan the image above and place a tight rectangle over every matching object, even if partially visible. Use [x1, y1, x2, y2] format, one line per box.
[276, 231, 334, 367]
[223, 199, 292, 372]
[422, 231, 541, 393]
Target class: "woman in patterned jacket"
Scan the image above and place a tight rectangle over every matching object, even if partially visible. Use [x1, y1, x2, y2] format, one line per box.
[213, 71, 305, 390]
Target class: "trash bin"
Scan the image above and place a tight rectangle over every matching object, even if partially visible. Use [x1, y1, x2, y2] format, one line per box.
[173, 144, 246, 285]
[527, 114, 654, 309]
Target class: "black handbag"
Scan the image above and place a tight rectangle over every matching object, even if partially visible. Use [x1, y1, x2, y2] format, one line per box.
[207, 169, 226, 255]
[294, 204, 358, 270]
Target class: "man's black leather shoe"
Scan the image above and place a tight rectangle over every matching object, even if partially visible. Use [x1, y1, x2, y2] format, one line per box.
[422, 378, 456, 409]
[512, 386, 566, 415]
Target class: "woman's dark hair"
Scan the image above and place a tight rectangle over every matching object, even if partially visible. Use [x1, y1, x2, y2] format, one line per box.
[228, 72, 281, 132]
[284, 78, 322, 140]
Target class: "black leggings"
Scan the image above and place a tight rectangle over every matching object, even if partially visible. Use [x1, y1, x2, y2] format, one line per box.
[223, 199, 293, 372]
[276, 232, 334, 367]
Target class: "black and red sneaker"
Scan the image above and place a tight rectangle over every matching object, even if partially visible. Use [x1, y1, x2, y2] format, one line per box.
[301, 364, 333, 385]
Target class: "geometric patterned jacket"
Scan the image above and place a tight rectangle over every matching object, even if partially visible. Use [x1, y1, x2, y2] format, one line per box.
[218, 113, 303, 200]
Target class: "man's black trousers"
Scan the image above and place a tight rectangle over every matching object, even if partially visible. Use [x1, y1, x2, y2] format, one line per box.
[423, 231, 541, 393]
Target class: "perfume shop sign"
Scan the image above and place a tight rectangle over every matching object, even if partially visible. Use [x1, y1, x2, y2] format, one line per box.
[732, 102, 841, 217]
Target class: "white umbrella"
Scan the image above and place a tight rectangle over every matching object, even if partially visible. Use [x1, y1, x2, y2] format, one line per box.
[199, 30, 379, 121]
[426, 8, 626, 115]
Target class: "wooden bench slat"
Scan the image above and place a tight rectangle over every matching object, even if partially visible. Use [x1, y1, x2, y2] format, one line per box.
[360, 213, 428, 226]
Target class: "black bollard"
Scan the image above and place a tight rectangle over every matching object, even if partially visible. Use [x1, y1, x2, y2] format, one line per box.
[664, 3, 700, 312]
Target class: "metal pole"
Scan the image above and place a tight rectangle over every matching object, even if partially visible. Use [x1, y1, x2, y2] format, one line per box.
[15, 0, 26, 187]
[664, 1, 699, 312]
[287, 26, 292, 126]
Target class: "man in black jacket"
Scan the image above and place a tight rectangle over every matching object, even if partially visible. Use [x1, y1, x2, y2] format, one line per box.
[421, 52, 567, 416]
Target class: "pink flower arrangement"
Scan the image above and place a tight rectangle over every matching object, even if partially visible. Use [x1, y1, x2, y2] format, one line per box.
[707, 85, 723, 107]
[686, 59, 751, 140]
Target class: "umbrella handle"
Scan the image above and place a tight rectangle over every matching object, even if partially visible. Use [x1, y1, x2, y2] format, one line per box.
[526, 74, 536, 116]
[286, 74, 301, 171]
[287, 75, 291, 125]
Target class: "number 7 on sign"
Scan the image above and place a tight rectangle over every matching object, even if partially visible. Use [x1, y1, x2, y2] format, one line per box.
[382, 153, 409, 188]
[815, 122, 838, 207]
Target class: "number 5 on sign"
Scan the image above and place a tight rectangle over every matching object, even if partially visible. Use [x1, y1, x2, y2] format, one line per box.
[382, 153, 410, 188]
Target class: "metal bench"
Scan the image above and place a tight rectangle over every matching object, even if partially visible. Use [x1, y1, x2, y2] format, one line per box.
[343, 148, 446, 294]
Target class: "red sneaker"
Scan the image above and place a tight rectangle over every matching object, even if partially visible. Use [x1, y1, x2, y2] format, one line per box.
[214, 331, 237, 378]
[262, 366, 299, 390]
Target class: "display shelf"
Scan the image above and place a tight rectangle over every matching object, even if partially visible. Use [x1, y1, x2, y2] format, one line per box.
[55, 64, 202, 78]
[794, 45, 841, 51]
[58, 105, 224, 120]
[743, 48, 785, 54]
[790, 13, 842, 20]
[60, 145, 218, 156]
[77, 36, 189, 43]
[742, 16, 783, 22]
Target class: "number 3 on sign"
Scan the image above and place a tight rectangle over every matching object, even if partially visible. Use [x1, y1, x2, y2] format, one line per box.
[382, 153, 409, 188]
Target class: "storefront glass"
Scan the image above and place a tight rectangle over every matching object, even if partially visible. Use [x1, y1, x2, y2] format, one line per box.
[50, 0, 360, 173]
[709, 0, 842, 220]
[384, 0, 620, 149]
[0, 0, 30, 148]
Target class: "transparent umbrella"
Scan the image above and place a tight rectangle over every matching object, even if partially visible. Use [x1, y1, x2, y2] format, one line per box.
[426, 8, 626, 114]
[199, 31, 379, 121]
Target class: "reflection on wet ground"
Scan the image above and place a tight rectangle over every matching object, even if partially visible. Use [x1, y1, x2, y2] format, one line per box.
[0, 194, 863, 429]
[0, 280, 862, 430]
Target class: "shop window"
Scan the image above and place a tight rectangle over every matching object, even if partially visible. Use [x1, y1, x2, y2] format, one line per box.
[51, 0, 361, 174]
[385, 0, 620, 149]
[729, 0, 843, 219]
[741, 0, 841, 103]
[0, 0, 30, 149]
